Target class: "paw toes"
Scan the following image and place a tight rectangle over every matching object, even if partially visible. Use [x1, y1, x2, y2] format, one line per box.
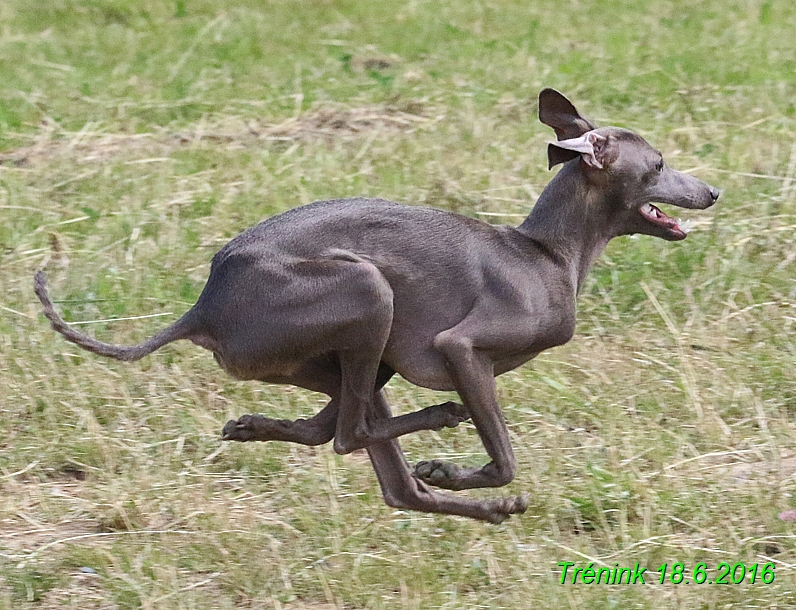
[485, 494, 530, 523]
[440, 401, 469, 424]
[512, 494, 530, 515]
[221, 418, 250, 441]
[508, 493, 530, 515]
[429, 402, 469, 430]
[448, 401, 470, 420]
[221, 414, 262, 441]
[221, 419, 237, 440]
[425, 470, 447, 485]
[414, 460, 432, 478]
[414, 459, 460, 487]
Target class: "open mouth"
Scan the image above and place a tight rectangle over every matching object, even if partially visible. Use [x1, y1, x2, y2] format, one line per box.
[638, 203, 691, 240]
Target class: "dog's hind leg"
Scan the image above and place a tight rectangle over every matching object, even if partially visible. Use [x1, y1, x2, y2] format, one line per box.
[221, 398, 339, 445]
[320, 259, 395, 455]
[221, 359, 399, 447]
[221, 355, 347, 445]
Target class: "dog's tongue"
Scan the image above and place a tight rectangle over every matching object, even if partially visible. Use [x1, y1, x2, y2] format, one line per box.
[639, 203, 684, 232]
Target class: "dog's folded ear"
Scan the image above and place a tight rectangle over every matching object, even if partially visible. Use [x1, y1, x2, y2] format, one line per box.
[546, 143, 582, 169]
[548, 131, 612, 170]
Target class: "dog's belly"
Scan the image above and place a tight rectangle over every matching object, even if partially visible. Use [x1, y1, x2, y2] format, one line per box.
[395, 367, 457, 392]
[386, 348, 541, 392]
[385, 348, 456, 392]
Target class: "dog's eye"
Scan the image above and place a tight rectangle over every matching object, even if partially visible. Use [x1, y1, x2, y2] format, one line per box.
[655, 159, 664, 172]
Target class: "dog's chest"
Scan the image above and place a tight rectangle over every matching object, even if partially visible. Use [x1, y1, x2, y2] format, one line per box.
[493, 350, 542, 376]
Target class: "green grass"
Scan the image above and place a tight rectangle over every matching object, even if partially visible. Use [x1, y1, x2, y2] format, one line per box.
[1, 0, 795, 607]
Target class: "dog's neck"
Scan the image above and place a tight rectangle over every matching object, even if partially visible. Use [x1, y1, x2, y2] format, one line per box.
[517, 162, 618, 294]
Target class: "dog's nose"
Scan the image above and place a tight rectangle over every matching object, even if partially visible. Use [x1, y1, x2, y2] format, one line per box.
[709, 186, 720, 202]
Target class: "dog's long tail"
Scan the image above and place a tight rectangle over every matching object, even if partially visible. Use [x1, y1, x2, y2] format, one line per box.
[34, 271, 196, 362]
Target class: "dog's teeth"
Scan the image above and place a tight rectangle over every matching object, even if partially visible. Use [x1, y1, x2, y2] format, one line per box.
[640, 203, 653, 214]
[679, 219, 694, 234]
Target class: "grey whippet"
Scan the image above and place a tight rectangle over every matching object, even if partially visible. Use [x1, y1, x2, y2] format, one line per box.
[35, 89, 719, 523]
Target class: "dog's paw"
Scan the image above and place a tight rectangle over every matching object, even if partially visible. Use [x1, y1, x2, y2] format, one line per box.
[221, 414, 267, 442]
[414, 459, 462, 488]
[429, 401, 469, 430]
[485, 494, 530, 524]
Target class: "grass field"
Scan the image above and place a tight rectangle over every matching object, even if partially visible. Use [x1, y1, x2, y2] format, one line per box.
[1, 0, 795, 607]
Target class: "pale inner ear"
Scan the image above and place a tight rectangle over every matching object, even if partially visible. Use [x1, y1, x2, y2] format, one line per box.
[550, 131, 606, 169]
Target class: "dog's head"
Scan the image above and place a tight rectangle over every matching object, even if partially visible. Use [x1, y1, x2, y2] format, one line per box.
[539, 88, 719, 241]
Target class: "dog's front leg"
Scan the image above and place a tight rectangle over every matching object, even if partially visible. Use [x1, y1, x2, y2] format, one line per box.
[367, 391, 527, 523]
[414, 328, 516, 491]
